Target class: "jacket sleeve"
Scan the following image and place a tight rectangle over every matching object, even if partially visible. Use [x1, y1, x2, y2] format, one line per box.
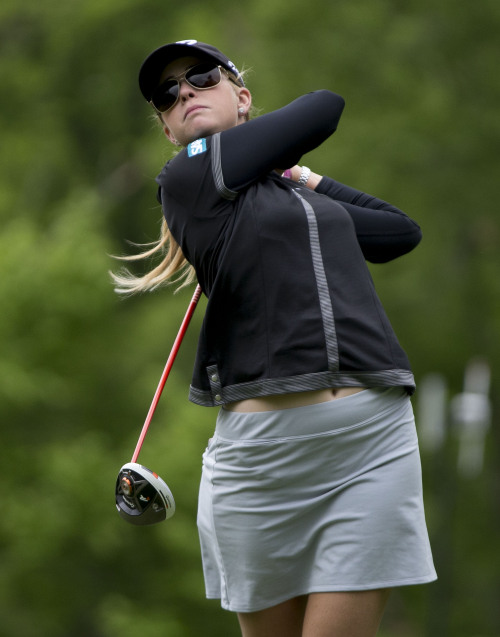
[315, 176, 422, 263]
[220, 91, 345, 191]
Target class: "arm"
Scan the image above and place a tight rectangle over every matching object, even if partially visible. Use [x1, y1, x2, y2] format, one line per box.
[220, 91, 345, 191]
[287, 169, 422, 262]
[319, 175, 422, 262]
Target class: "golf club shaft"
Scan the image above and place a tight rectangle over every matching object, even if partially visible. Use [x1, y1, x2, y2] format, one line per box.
[131, 284, 203, 463]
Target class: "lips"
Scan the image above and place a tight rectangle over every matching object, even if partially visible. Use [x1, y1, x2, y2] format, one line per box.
[184, 105, 207, 120]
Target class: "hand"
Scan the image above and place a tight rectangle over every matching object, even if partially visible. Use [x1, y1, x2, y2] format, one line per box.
[278, 165, 322, 190]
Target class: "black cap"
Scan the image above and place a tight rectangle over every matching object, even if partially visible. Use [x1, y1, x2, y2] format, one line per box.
[138, 39, 244, 101]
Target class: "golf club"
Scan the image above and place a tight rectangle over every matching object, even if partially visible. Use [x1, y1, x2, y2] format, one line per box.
[115, 284, 202, 525]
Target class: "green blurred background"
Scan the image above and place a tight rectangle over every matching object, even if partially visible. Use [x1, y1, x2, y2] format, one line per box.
[1, 0, 498, 635]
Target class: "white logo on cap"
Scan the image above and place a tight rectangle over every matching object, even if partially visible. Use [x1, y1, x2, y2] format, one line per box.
[176, 39, 198, 45]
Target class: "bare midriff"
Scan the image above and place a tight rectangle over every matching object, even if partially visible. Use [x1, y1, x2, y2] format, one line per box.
[224, 387, 367, 413]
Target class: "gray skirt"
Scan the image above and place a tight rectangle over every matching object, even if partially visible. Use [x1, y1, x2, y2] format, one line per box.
[197, 388, 437, 612]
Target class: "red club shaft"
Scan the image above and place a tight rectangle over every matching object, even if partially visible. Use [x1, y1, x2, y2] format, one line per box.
[131, 284, 202, 463]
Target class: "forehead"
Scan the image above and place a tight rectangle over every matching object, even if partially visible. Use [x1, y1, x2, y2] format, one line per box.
[159, 56, 204, 83]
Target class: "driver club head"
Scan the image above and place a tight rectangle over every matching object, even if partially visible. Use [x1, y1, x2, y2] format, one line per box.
[115, 462, 175, 525]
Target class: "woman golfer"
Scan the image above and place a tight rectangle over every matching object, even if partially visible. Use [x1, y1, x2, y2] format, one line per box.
[115, 39, 437, 637]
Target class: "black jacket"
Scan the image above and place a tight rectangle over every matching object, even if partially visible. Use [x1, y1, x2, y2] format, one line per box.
[156, 91, 421, 406]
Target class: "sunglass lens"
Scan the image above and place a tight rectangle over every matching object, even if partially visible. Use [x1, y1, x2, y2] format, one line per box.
[151, 63, 221, 112]
[186, 63, 221, 89]
[152, 80, 179, 112]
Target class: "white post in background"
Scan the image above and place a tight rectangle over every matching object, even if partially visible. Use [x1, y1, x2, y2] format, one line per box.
[450, 358, 491, 478]
[418, 358, 493, 637]
[418, 372, 448, 454]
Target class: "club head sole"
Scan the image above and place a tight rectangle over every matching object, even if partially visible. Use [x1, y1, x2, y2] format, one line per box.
[115, 462, 175, 525]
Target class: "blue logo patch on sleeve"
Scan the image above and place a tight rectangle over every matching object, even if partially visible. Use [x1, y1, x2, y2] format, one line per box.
[187, 138, 207, 157]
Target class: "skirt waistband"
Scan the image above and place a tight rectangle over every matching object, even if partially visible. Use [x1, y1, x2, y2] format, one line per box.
[215, 387, 408, 441]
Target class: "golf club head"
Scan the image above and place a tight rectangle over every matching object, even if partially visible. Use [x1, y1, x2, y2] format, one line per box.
[115, 462, 175, 525]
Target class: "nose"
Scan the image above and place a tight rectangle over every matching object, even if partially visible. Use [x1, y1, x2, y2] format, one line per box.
[178, 79, 196, 102]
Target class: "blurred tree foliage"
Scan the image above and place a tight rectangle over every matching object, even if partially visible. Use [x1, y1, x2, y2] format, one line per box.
[0, 0, 499, 635]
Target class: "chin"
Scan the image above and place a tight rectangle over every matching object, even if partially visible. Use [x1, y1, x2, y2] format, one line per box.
[186, 120, 228, 144]
[189, 129, 210, 142]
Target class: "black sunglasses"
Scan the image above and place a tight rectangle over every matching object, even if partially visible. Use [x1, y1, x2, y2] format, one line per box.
[150, 62, 238, 113]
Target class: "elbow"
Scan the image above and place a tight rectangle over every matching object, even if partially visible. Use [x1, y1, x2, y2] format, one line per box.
[325, 91, 345, 131]
[407, 224, 423, 251]
[311, 90, 345, 132]
[401, 224, 423, 253]
[325, 89, 345, 109]
[413, 225, 423, 247]
[366, 227, 423, 263]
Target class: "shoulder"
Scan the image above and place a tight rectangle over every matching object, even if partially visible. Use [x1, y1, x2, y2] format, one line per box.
[157, 137, 211, 183]
[155, 137, 213, 202]
[158, 134, 238, 202]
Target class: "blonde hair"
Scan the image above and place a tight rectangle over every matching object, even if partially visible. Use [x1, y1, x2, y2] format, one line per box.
[111, 218, 196, 294]
[112, 68, 253, 295]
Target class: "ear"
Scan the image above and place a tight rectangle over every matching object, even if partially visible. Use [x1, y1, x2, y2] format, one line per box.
[162, 122, 180, 146]
[237, 88, 252, 117]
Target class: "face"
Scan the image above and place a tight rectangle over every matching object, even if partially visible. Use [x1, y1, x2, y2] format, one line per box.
[158, 56, 251, 147]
